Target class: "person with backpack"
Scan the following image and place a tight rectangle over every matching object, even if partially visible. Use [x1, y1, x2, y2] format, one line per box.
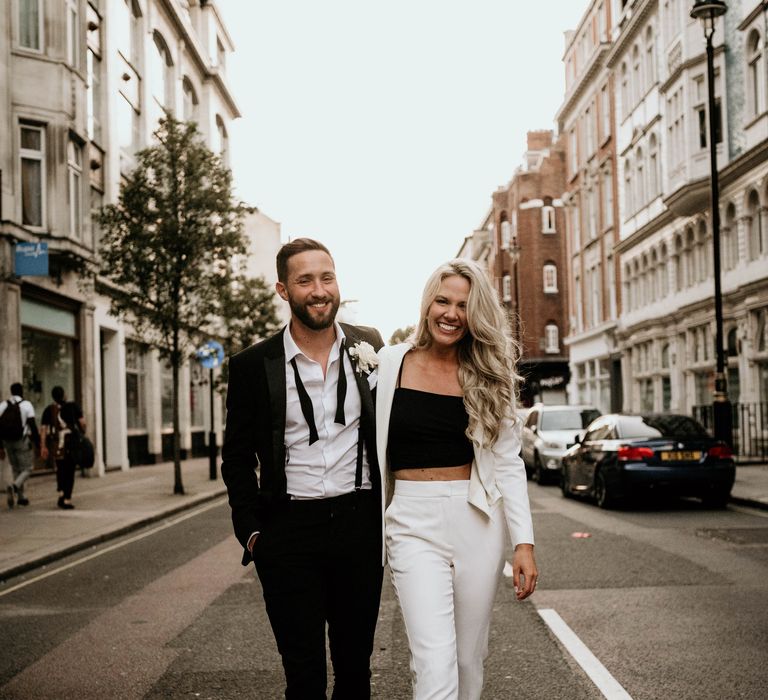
[40, 386, 85, 510]
[0, 383, 41, 508]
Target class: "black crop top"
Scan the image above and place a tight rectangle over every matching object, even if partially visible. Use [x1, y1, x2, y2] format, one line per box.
[388, 388, 475, 470]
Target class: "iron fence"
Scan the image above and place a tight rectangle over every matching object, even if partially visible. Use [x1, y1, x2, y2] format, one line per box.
[692, 402, 768, 462]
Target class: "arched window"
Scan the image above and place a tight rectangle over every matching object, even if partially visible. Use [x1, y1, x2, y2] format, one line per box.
[152, 31, 174, 112]
[543, 263, 558, 293]
[624, 158, 633, 216]
[620, 62, 629, 118]
[544, 323, 559, 354]
[659, 243, 669, 297]
[747, 30, 763, 118]
[542, 205, 556, 233]
[747, 189, 764, 260]
[685, 227, 696, 286]
[645, 25, 655, 87]
[723, 203, 738, 270]
[648, 133, 659, 197]
[623, 263, 632, 311]
[635, 148, 645, 208]
[632, 43, 643, 104]
[632, 258, 640, 309]
[727, 327, 739, 357]
[698, 219, 711, 282]
[500, 217, 511, 250]
[502, 274, 512, 302]
[650, 250, 658, 302]
[215, 114, 229, 165]
[674, 234, 684, 292]
[182, 77, 198, 121]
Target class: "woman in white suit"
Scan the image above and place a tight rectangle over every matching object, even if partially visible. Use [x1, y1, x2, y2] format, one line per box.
[375, 259, 537, 700]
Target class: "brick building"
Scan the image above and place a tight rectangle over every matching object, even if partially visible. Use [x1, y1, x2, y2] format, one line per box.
[486, 131, 570, 406]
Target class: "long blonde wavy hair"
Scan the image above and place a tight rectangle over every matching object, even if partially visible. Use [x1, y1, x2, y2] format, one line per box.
[410, 259, 520, 448]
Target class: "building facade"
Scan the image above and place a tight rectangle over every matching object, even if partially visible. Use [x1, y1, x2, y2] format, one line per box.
[485, 131, 570, 406]
[557, 0, 623, 414]
[1, 0, 244, 472]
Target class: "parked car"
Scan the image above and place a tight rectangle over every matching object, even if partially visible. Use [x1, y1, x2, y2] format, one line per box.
[521, 404, 601, 484]
[560, 413, 735, 508]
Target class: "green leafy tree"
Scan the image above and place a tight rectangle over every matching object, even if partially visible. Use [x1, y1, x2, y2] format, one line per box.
[389, 325, 415, 345]
[99, 115, 247, 494]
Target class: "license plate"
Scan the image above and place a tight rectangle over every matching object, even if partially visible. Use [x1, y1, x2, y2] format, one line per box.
[660, 451, 701, 461]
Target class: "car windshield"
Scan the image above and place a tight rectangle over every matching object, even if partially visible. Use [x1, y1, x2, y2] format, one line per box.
[618, 415, 709, 439]
[540, 409, 600, 431]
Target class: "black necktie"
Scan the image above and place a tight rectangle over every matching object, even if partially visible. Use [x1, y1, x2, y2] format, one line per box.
[290, 344, 348, 446]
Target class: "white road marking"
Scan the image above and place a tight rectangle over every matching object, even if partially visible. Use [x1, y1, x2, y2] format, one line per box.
[0, 497, 227, 598]
[538, 608, 633, 700]
[730, 504, 768, 519]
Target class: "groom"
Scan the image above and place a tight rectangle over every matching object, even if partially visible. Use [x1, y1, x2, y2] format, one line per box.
[222, 238, 384, 699]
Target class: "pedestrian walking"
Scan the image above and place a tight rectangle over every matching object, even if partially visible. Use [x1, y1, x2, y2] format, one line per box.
[376, 259, 537, 700]
[222, 238, 385, 699]
[0, 383, 41, 508]
[40, 386, 86, 510]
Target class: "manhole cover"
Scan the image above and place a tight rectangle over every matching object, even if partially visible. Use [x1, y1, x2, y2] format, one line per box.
[697, 527, 768, 544]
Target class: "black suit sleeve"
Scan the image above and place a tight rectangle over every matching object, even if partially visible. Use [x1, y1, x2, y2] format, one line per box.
[221, 351, 263, 552]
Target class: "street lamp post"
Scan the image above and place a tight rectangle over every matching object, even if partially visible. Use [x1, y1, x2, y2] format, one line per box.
[690, 0, 733, 446]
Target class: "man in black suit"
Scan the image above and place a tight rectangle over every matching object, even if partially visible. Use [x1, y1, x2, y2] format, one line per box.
[222, 238, 384, 699]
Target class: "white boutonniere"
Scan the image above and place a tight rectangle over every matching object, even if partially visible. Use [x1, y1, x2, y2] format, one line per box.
[348, 341, 379, 375]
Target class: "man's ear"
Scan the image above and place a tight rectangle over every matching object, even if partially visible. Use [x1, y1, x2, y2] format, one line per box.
[276, 281, 288, 301]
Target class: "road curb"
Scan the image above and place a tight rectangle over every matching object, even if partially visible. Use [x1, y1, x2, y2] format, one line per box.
[729, 495, 768, 512]
[0, 488, 228, 583]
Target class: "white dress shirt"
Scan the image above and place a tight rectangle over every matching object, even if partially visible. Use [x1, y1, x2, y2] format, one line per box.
[283, 322, 372, 499]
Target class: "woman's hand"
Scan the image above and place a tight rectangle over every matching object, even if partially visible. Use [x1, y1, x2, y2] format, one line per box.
[512, 543, 538, 600]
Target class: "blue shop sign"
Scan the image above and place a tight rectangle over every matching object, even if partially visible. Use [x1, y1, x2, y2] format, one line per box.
[15, 242, 49, 276]
[196, 339, 224, 369]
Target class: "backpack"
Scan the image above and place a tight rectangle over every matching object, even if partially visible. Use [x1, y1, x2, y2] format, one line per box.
[0, 398, 24, 442]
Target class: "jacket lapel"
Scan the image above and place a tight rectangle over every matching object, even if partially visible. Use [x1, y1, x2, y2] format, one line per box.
[263, 329, 287, 494]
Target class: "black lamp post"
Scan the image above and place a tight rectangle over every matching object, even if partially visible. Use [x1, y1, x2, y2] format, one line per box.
[690, 0, 732, 446]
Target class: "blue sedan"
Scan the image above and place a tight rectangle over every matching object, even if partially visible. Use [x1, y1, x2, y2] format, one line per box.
[560, 413, 735, 508]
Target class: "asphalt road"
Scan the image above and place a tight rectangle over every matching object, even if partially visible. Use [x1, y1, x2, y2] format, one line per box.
[1, 484, 766, 699]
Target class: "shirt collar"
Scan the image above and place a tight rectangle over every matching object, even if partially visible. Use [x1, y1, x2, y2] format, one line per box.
[284, 321, 346, 364]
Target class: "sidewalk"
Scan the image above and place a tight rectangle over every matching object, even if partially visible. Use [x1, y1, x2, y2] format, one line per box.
[1, 459, 766, 583]
[0, 457, 227, 582]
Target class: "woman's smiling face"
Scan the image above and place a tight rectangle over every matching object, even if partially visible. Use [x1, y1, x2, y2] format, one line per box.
[426, 274, 470, 349]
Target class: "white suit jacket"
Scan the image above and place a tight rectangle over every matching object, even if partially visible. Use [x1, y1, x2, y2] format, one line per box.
[375, 343, 535, 564]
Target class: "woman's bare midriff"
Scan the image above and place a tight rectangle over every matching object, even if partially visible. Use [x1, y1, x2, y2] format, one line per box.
[394, 464, 472, 481]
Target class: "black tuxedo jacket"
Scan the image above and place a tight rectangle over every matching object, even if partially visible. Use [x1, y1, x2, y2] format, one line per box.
[221, 323, 384, 564]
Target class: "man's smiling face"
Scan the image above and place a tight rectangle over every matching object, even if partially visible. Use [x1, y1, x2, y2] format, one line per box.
[277, 250, 341, 331]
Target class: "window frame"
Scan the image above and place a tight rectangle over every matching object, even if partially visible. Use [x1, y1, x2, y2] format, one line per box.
[19, 122, 46, 229]
[18, 0, 43, 52]
[544, 323, 559, 354]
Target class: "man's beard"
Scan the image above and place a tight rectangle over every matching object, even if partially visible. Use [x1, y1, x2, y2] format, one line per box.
[289, 296, 340, 330]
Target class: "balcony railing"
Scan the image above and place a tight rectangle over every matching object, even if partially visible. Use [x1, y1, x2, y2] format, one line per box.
[692, 402, 768, 462]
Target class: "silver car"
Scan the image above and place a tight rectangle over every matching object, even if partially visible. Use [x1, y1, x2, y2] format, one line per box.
[521, 404, 601, 484]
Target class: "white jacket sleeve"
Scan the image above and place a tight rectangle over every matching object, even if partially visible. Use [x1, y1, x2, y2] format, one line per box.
[492, 417, 535, 548]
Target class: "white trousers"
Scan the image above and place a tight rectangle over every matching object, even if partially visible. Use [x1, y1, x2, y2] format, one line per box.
[385, 479, 506, 700]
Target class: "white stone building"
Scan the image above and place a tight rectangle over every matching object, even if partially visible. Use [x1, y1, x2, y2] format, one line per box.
[0, 0, 247, 471]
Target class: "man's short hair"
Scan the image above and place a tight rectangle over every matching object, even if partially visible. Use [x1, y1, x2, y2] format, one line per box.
[10, 382, 23, 397]
[52, 386, 65, 403]
[276, 238, 333, 283]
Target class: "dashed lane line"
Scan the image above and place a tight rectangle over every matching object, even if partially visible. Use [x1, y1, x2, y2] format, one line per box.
[0, 497, 227, 598]
[538, 607, 633, 700]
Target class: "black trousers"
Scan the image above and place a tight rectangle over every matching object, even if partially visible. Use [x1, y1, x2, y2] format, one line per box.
[253, 490, 383, 700]
[56, 457, 75, 499]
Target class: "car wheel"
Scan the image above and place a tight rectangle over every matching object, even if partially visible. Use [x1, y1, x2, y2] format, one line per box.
[533, 454, 547, 485]
[702, 489, 730, 509]
[560, 466, 572, 498]
[593, 471, 615, 509]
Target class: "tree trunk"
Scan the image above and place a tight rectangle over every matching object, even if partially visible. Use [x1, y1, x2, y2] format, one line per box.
[172, 333, 184, 495]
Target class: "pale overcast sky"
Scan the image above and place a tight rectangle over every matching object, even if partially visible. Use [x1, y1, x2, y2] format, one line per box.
[218, 1, 588, 341]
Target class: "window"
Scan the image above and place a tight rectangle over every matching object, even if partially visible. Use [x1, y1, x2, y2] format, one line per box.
[86, 5, 103, 142]
[66, 0, 79, 67]
[747, 30, 763, 118]
[569, 129, 578, 175]
[502, 274, 512, 303]
[20, 124, 45, 228]
[500, 219, 511, 250]
[645, 25, 655, 87]
[747, 190, 765, 260]
[544, 324, 559, 354]
[723, 203, 738, 271]
[659, 244, 669, 297]
[543, 264, 558, 293]
[648, 134, 659, 198]
[152, 31, 174, 115]
[542, 205, 556, 233]
[600, 84, 610, 141]
[602, 168, 613, 228]
[587, 186, 598, 239]
[182, 77, 198, 121]
[632, 44, 643, 105]
[117, 0, 142, 67]
[635, 148, 645, 208]
[161, 363, 173, 428]
[696, 82, 722, 149]
[67, 139, 83, 239]
[125, 341, 148, 430]
[620, 63, 629, 118]
[19, 0, 41, 50]
[624, 158, 633, 216]
[215, 115, 229, 165]
[585, 104, 594, 156]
